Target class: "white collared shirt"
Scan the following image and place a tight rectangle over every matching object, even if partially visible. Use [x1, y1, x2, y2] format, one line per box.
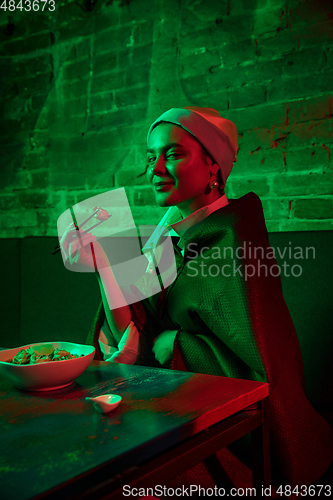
[142, 194, 229, 266]
[169, 194, 229, 251]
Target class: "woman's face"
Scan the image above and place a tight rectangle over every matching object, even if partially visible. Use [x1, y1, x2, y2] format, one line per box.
[146, 123, 219, 216]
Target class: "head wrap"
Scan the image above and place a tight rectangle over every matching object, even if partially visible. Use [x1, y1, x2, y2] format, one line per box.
[147, 106, 238, 185]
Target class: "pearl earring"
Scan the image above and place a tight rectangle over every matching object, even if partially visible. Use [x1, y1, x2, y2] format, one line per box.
[210, 181, 219, 190]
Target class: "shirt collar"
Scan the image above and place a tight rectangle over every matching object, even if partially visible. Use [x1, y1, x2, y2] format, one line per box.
[141, 194, 229, 273]
[170, 194, 229, 238]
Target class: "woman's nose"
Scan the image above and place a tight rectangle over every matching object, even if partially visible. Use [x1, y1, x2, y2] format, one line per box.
[147, 155, 166, 181]
[153, 155, 167, 174]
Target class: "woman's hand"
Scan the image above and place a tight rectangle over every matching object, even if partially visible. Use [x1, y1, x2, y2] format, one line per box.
[60, 223, 107, 269]
[105, 320, 140, 365]
[152, 330, 178, 366]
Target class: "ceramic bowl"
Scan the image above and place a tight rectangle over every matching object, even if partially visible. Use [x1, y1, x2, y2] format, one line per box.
[0, 342, 95, 391]
[85, 394, 122, 413]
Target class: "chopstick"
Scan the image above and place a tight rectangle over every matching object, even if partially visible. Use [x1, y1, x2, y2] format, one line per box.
[52, 208, 111, 255]
[78, 209, 100, 228]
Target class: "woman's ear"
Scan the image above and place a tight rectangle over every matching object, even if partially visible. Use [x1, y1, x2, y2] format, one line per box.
[205, 155, 219, 175]
[210, 162, 220, 176]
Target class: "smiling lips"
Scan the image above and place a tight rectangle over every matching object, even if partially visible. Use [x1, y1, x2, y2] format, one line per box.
[154, 180, 174, 191]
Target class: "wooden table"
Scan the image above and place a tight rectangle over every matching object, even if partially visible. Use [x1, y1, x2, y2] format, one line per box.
[0, 361, 270, 499]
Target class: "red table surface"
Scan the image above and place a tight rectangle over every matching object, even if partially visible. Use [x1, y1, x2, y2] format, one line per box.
[0, 361, 268, 500]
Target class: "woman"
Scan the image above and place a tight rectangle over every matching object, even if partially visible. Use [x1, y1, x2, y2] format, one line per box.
[64, 107, 333, 487]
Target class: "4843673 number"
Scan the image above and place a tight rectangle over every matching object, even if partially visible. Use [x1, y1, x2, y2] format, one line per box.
[276, 484, 331, 497]
[0, 0, 55, 11]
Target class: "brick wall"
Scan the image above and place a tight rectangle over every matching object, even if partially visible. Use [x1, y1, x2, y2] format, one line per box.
[0, 0, 332, 237]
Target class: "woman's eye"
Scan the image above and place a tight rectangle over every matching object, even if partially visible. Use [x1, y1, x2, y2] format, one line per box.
[147, 157, 155, 164]
[167, 153, 180, 160]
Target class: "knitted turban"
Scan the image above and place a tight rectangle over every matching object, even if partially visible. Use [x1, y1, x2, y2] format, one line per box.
[147, 106, 238, 185]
